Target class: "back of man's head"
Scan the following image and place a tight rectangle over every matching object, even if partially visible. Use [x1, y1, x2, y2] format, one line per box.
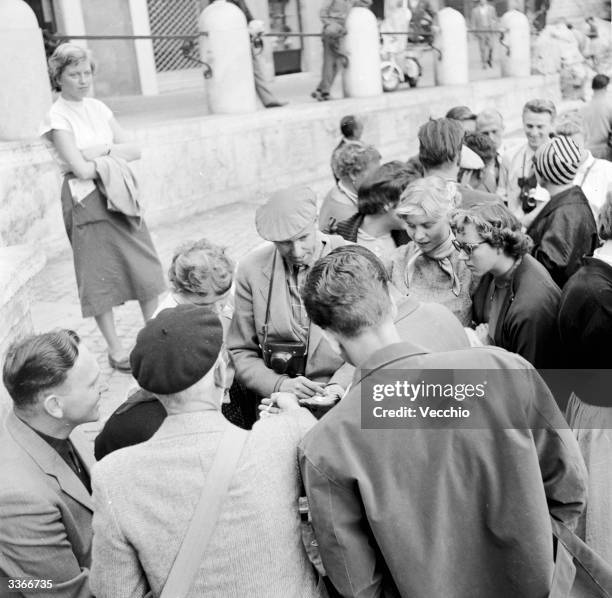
[3, 330, 80, 411]
[418, 118, 464, 170]
[592, 74, 610, 91]
[302, 246, 392, 338]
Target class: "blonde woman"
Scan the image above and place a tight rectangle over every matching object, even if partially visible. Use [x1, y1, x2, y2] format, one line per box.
[389, 175, 473, 325]
[40, 44, 165, 372]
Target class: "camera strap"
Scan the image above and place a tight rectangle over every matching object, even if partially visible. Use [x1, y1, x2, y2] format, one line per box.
[262, 249, 311, 357]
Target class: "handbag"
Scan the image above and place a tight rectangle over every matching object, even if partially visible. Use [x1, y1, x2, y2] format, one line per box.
[146, 424, 248, 598]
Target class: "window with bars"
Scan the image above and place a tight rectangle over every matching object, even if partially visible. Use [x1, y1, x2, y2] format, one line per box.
[147, 0, 200, 72]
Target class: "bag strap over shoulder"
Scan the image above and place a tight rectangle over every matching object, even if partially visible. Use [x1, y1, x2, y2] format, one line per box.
[158, 424, 248, 598]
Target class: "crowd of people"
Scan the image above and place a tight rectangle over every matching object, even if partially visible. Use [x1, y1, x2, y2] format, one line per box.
[2, 41, 612, 597]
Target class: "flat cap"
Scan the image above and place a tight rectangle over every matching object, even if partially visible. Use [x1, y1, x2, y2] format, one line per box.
[255, 186, 317, 241]
[130, 305, 223, 395]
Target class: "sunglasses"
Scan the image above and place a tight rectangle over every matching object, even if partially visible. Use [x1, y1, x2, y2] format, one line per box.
[452, 239, 487, 256]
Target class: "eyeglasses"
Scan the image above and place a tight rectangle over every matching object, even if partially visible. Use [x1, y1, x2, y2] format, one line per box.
[452, 239, 487, 256]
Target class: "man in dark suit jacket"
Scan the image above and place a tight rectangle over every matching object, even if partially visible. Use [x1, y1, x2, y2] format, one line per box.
[0, 330, 101, 598]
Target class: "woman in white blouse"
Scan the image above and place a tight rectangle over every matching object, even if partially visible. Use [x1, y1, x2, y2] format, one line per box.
[40, 44, 165, 372]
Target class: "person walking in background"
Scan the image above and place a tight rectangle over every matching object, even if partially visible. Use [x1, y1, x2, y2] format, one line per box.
[40, 44, 166, 373]
[225, 0, 287, 108]
[471, 0, 498, 69]
[312, 0, 372, 101]
[581, 74, 612, 161]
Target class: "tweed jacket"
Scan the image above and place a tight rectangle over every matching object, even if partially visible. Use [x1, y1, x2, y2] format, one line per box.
[0, 412, 94, 598]
[90, 410, 324, 598]
[227, 234, 352, 397]
[300, 342, 587, 597]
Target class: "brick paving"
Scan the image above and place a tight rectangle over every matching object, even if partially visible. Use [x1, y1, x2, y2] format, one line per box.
[30, 201, 262, 442]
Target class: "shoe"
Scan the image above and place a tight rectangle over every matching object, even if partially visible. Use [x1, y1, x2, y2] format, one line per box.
[311, 89, 330, 102]
[108, 353, 132, 373]
[265, 100, 288, 108]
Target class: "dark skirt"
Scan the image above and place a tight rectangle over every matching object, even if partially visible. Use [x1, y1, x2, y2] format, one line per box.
[61, 176, 166, 318]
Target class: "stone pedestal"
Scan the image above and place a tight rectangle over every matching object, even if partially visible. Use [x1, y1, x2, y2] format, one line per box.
[343, 7, 383, 98]
[199, 0, 257, 114]
[434, 8, 469, 86]
[0, 0, 52, 140]
[0, 244, 46, 411]
[500, 10, 531, 77]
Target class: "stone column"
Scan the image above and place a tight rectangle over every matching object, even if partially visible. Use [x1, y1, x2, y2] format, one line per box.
[343, 6, 383, 98]
[434, 7, 469, 86]
[500, 9, 531, 77]
[0, 0, 52, 141]
[199, 0, 257, 114]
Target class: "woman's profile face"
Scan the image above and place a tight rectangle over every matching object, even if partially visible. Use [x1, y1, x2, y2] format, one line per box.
[402, 209, 450, 253]
[59, 60, 93, 101]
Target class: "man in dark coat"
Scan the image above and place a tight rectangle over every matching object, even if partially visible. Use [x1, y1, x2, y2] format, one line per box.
[298, 246, 587, 597]
[527, 135, 598, 288]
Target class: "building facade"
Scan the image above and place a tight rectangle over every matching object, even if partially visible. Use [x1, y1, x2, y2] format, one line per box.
[24, 0, 611, 98]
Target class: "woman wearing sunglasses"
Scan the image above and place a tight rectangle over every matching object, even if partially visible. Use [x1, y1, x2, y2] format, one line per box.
[389, 176, 473, 325]
[452, 203, 561, 367]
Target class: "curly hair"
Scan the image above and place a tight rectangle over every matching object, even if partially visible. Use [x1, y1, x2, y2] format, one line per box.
[48, 43, 96, 92]
[463, 132, 497, 166]
[333, 142, 381, 180]
[168, 239, 235, 301]
[451, 203, 533, 258]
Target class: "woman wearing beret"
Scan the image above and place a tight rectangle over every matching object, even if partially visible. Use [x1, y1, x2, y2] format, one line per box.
[40, 43, 165, 372]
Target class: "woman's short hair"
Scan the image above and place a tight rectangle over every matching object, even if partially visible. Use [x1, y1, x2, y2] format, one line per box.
[396, 175, 456, 221]
[451, 203, 533, 258]
[168, 239, 235, 301]
[597, 189, 612, 240]
[48, 43, 95, 91]
[2, 330, 81, 409]
[555, 110, 585, 137]
[333, 142, 381, 180]
[357, 161, 421, 215]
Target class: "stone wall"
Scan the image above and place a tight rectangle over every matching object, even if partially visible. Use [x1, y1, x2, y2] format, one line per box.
[0, 74, 561, 258]
[548, 0, 610, 22]
[0, 245, 46, 412]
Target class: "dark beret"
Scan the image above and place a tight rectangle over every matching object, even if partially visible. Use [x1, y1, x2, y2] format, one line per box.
[130, 305, 223, 395]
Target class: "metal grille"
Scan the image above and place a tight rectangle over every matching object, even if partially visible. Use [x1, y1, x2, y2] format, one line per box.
[147, 0, 200, 72]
